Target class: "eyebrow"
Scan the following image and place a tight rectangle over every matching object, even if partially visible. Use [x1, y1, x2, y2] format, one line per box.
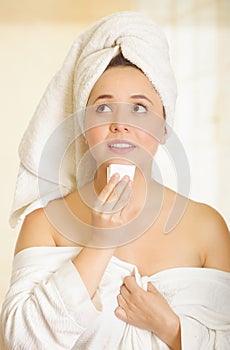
[92, 94, 154, 105]
[92, 95, 114, 104]
[130, 94, 154, 105]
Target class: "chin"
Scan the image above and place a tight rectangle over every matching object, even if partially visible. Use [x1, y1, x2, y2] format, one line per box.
[108, 159, 133, 164]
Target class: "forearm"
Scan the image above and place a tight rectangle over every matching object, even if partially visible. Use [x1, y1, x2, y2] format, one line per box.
[158, 314, 181, 350]
[168, 325, 181, 350]
[72, 246, 116, 298]
[71, 174, 132, 298]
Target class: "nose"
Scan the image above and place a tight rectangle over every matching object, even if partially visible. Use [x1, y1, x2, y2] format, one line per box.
[110, 122, 130, 133]
[109, 106, 130, 133]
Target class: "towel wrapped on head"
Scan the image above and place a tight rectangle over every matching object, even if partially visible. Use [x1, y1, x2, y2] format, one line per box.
[10, 11, 177, 228]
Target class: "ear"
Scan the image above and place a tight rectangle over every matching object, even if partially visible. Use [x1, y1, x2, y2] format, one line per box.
[160, 107, 167, 144]
[160, 126, 167, 144]
[83, 133, 88, 145]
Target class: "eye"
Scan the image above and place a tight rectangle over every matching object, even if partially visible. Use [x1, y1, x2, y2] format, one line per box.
[96, 104, 112, 113]
[132, 104, 148, 113]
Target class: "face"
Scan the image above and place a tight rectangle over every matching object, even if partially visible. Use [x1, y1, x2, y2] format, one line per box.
[85, 66, 165, 167]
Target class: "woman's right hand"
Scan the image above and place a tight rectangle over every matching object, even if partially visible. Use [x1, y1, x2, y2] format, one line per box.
[91, 173, 132, 230]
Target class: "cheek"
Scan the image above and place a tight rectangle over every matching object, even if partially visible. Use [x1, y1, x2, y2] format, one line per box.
[86, 126, 107, 147]
[136, 131, 159, 153]
[150, 140, 160, 156]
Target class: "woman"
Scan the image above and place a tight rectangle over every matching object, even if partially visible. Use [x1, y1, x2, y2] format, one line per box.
[1, 11, 230, 350]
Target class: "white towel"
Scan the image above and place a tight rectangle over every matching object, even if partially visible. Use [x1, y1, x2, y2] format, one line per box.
[10, 11, 177, 227]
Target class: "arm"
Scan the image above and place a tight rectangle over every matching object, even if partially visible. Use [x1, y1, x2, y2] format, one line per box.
[199, 204, 230, 272]
[72, 174, 132, 298]
[177, 204, 230, 349]
[1, 175, 132, 349]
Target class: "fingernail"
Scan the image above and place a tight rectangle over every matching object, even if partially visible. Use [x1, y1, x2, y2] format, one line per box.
[112, 173, 120, 180]
[122, 175, 130, 182]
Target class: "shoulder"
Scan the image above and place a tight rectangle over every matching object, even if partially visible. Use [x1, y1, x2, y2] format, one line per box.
[163, 187, 230, 272]
[188, 200, 230, 271]
[188, 199, 228, 235]
[14, 190, 86, 255]
[14, 207, 56, 256]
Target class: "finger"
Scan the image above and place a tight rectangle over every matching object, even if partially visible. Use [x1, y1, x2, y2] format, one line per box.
[112, 177, 132, 212]
[94, 173, 120, 209]
[96, 176, 131, 214]
[123, 275, 141, 293]
[117, 293, 128, 310]
[119, 284, 131, 301]
[114, 306, 127, 321]
[147, 282, 159, 294]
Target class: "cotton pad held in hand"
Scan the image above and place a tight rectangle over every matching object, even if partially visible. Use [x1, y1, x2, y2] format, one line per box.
[107, 164, 136, 182]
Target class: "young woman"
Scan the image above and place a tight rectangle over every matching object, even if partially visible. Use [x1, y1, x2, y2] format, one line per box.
[1, 11, 230, 350]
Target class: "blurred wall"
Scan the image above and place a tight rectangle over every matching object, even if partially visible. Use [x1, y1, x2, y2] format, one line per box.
[136, 0, 230, 219]
[0, 0, 229, 307]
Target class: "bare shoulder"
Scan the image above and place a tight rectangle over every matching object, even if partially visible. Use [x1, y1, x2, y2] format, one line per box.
[163, 187, 230, 271]
[14, 208, 56, 256]
[188, 199, 230, 271]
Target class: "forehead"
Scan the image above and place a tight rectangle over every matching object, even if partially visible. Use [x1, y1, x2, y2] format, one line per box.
[89, 66, 158, 96]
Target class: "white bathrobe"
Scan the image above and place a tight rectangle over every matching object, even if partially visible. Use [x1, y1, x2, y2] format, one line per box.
[1, 247, 230, 349]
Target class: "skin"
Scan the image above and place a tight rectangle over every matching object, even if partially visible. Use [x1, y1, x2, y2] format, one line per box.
[14, 66, 230, 350]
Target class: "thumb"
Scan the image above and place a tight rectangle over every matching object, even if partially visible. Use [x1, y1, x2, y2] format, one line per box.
[147, 282, 158, 294]
[114, 306, 127, 321]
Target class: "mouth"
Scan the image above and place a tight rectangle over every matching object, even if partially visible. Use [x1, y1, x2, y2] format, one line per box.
[107, 139, 136, 154]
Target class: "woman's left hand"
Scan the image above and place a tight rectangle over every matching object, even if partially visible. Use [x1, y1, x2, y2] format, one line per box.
[115, 276, 181, 348]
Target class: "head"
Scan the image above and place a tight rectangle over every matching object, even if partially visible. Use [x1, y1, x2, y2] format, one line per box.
[72, 12, 177, 186]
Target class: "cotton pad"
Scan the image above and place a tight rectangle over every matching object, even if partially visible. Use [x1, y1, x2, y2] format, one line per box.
[107, 164, 136, 183]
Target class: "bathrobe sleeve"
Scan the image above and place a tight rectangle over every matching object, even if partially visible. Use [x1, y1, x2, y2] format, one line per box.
[0, 248, 102, 350]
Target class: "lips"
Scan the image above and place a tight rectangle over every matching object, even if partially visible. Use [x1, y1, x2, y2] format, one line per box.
[107, 139, 136, 154]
